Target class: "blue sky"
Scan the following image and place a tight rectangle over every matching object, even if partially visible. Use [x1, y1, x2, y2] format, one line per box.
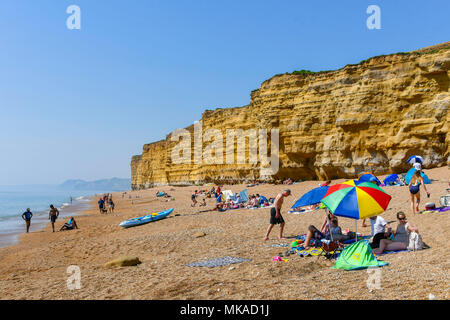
[0, 0, 448, 185]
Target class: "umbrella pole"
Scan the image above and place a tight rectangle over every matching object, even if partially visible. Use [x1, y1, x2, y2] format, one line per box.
[355, 220, 358, 241]
[327, 210, 333, 242]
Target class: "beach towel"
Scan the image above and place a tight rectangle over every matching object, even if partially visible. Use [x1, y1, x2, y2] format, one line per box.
[288, 207, 320, 214]
[222, 190, 234, 201]
[342, 235, 371, 244]
[186, 256, 251, 268]
[375, 249, 411, 256]
[295, 247, 325, 257]
[265, 243, 290, 248]
[249, 205, 273, 210]
[239, 189, 249, 202]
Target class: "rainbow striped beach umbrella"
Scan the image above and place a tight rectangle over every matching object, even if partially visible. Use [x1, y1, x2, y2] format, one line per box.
[321, 182, 391, 220]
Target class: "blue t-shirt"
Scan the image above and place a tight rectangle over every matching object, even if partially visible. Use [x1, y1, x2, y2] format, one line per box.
[23, 211, 32, 220]
[98, 200, 104, 207]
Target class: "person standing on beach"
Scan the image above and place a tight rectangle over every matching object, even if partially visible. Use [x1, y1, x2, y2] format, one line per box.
[409, 170, 430, 215]
[264, 189, 291, 241]
[98, 198, 105, 213]
[21, 208, 33, 233]
[48, 205, 59, 232]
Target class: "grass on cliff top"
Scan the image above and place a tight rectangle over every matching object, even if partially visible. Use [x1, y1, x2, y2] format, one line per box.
[272, 69, 334, 78]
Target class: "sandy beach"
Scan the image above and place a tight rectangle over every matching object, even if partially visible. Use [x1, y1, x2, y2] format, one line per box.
[0, 167, 448, 300]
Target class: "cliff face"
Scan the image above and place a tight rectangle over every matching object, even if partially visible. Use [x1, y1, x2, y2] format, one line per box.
[131, 43, 450, 190]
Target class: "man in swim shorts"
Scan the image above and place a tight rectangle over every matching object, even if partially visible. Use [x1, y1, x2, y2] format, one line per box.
[48, 205, 59, 232]
[21, 208, 33, 233]
[264, 189, 291, 241]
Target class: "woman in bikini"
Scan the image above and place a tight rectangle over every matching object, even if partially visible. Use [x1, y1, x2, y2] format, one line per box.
[409, 170, 430, 215]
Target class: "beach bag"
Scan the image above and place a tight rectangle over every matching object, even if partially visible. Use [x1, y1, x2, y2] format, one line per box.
[407, 232, 424, 251]
[425, 203, 435, 210]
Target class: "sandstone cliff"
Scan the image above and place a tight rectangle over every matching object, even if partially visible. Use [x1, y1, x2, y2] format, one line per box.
[131, 43, 450, 189]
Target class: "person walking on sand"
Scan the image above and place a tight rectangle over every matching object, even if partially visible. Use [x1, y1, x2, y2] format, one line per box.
[264, 189, 291, 241]
[48, 205, 59, 232]
[191, 192, 198, 207]
[409, 170, 430, 215]
[21, 208, 33, 233]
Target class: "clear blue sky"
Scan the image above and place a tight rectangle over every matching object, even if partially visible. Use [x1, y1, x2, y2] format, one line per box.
[0, 0, 448, 185]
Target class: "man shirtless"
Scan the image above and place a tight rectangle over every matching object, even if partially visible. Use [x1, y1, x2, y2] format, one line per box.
[48, 204, 59, 232]
[264, 189, 291, 241]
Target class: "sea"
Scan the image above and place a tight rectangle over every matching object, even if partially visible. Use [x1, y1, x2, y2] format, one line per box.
[0, 185, 112, 248]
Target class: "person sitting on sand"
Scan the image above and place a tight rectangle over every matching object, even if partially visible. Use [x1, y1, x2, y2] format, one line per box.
[264, 189, 291, 241]
[304, 213, 341, 248]
[247, 196, 258, 208]
[372, 212, 419, 255]
[409, 170, 430, 215]
[369, 215, 392, 249]
[48, 205, 59, 232]
[21, 208, 33, 233]
[199, 198, 207, 207]
[60, 216, 78, 231]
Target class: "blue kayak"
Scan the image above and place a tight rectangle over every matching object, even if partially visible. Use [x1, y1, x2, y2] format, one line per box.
[119, 208, 174, 228]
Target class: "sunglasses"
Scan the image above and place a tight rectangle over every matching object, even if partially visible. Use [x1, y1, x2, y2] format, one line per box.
[398, 217, 406, 220]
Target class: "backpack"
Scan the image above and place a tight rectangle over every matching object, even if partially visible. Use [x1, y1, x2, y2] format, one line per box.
[407, 232, 424, 251]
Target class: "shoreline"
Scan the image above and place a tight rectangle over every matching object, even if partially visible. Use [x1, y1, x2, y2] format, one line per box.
[0, 167, 448, 300]
[0, 196, 95, 249]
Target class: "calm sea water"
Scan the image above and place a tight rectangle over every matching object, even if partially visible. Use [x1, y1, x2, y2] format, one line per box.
[0, 186, 110, 247]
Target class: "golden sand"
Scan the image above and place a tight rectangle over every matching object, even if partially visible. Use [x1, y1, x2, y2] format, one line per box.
[0, 167, 448, 300]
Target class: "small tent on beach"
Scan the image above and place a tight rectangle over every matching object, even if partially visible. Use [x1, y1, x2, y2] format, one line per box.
[383, 174, 399, 186]
[333, 240, 388, 271]
[405, 168, 431, 185]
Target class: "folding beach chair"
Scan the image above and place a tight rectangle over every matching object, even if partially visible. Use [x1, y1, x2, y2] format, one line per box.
[316, 240, 344, 261]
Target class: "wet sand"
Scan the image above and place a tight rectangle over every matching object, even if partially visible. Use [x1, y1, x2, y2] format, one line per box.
[0, 167, 448, 300]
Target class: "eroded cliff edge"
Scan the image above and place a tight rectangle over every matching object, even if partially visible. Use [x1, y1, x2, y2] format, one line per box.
[131, 43, 450, 189]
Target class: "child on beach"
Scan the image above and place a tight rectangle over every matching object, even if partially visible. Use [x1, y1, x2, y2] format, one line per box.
[21, 208, 33, 233]
[108, 199, 115, 213]
[200, 198, 207, 207]
[264, 189, 291, 241]
[48, 205, 59, 232]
